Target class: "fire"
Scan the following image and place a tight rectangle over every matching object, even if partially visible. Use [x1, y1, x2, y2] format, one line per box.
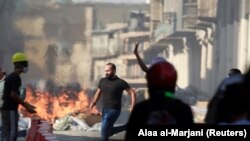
[19, 86, 100, 122]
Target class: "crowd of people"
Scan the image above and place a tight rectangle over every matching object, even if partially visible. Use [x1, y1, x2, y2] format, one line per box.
[1, 43, 250, 141]
[89, 42, 250, 141]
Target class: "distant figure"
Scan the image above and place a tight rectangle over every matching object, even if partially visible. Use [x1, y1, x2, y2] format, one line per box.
[228, 68, 241, 77]
[1, 52, 37, 141]
[205, 68, 242, 124]
[125, 61, 194, 141]
[134, 42, 166, 72]
[90, 63, 136, 141]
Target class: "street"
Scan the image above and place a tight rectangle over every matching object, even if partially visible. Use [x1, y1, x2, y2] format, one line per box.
[17, 130, 125, 141]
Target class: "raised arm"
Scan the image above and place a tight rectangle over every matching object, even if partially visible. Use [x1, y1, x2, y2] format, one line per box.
[125, 88, 136, 112]
[134, 42, 148, 72]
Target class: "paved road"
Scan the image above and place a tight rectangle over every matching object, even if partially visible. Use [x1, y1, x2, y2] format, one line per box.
[55, 130, 125, 141]
[17, 111, 130, 141]
[17, 130, 126, 141]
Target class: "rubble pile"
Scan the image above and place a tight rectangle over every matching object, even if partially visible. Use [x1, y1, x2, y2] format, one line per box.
[52, 113, 102, 131]
[16, 112, 102, 136]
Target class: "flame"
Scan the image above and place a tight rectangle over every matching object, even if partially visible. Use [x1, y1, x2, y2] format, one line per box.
[19, 87, 100, 122]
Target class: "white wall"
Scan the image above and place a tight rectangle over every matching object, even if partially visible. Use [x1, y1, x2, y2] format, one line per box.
[213, 0, 250, 90]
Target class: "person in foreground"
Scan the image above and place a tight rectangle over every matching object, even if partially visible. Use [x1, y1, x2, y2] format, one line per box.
[90, 63, 136, 141]
[125, 61, 194, 141]
[1, 52, 37, 141]
[205, 68, 242, 124]
[206, 68, 250, 125]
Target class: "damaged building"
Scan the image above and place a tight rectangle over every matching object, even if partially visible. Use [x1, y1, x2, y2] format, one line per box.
[1, 0, 250, 128]
[139, 0, 250, 105]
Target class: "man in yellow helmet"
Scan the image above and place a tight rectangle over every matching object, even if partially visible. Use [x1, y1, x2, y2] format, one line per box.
[1, 52, 36, 141]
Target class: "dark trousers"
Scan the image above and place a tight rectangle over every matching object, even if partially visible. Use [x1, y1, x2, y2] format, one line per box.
[1, 111, 19, 141]
[101, 108, 127, 141]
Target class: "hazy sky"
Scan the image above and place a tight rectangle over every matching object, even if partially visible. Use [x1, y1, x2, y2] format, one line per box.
[72, 0, 149, 4]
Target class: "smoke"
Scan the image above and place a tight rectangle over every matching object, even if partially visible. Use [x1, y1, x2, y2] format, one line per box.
[46, 42, 73, 86]
[0, 0, 25, 72]
[45, 44, 58, 78]
[1, 0, 91, 89]
[22, 0, 52, 7]
[70, 43, 92, 88]
[0, 0, 58, 86]
[35, 79, 48, 92]
[27, 78, 82, 94]
[0, 0, 54, 65]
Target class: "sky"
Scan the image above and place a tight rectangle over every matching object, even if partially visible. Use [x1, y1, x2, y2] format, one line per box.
[72, 0, 149, 4]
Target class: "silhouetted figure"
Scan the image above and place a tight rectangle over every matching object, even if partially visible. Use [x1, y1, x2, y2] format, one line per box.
[228, 68, 241, 77]
[243, 68, 250, 121]
[205, 68, 242, 124]
[125, 61, 194, 141]
[206, 74, 250, 124]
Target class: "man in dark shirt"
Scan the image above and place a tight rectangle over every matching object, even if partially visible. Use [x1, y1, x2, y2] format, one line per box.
[1, 52, 36, 141]
[90, 63, 136, 141]
[125, 61, 194, 141]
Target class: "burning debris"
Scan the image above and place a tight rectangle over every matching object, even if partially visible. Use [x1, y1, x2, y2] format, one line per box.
[18, 80, 101, 131]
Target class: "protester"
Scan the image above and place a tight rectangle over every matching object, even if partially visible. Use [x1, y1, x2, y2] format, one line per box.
[242, 68, 250, 121]
[134, 42, 166, 72]
[205, 68, 242, 124]
[208, 74, 250, 125]
[90, 63, 136, 141]
[1, 52, 36, 141]
[227, 68, 241, 77]
[125, 61, 194, 141]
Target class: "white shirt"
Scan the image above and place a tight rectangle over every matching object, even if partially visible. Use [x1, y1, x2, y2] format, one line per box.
[0, 75, 6, 107]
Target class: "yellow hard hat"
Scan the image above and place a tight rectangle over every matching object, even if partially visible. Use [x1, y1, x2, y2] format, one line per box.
[12, 52, 28, 63]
